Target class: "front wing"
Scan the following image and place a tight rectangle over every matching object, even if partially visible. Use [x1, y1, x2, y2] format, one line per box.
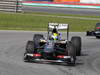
[24, 53, 72, 63]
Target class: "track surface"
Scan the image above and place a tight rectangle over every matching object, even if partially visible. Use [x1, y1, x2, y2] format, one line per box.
[23, 6, 100, 16]
[0, 30, 100, 75]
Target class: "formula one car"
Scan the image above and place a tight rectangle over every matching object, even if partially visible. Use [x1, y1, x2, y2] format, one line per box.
[24, 23, 82, 65]
[86, 23, 100, 39]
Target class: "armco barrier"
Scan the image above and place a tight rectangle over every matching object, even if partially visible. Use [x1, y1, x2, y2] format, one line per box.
[22, 1, 100, 9]
[0, 1, 22, 12]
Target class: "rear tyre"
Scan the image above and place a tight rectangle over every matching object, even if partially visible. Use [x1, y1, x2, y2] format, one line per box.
[96, 36, 100, 39]
[71, 36, 81, 56]
[86, 31, 90, 36]
[67, 42, 76, 65]
[33, 34, 44, 50]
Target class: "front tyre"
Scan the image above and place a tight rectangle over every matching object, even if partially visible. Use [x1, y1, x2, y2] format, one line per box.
[24, 41, 34, 62]
[26, 41, 34, 53]
[67, 42, 76, 65]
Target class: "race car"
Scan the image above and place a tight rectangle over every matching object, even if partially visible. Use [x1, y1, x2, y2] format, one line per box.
[86, 23, 100, 39]
[24, 23, 82, 65]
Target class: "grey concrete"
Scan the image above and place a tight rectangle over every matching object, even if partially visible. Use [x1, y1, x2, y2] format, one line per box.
[22, 6, 100, 16]
[0, 30, 100, 75]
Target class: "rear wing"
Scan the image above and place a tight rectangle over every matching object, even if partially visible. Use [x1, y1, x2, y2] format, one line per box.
[48, 23, 69, 30]
[48, 23, 69, 40]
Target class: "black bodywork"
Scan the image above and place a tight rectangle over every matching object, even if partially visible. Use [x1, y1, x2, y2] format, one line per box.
[35, 40, 69, 60]
[86, 23, 100, 39]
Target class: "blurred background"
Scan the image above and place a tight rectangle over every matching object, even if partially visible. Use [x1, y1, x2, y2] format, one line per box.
[23, 0, 100, 4]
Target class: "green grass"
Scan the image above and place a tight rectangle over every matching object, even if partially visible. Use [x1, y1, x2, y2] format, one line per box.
[0, 12, 100, 32]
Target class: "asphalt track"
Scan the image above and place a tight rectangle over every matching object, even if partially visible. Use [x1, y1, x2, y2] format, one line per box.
[0, 30, 100, 75]
[22, 6, 100, 16]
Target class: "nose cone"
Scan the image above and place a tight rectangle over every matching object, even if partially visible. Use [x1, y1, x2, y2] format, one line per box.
[44, 46, 54, 53]
[44, 42, 54, 53]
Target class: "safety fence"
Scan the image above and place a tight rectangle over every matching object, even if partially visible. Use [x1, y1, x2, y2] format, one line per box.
[0, 0, 22, 12]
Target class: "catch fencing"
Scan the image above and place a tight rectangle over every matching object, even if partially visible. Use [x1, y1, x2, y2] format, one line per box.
[0, 0, 22, 12]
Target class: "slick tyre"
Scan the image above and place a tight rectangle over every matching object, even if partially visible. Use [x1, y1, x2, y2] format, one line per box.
[26, 41, 34, 53]
[67, 42, 76, 65]
[71, 36, 81, 56]
[33, 34, 44, 50]
[96, 36, 100, 39]
[86, 31, 90, 36]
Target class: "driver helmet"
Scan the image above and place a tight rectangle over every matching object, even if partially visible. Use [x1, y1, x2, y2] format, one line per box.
[51, 28, 58, 40]
[51, 33, 58, 40]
